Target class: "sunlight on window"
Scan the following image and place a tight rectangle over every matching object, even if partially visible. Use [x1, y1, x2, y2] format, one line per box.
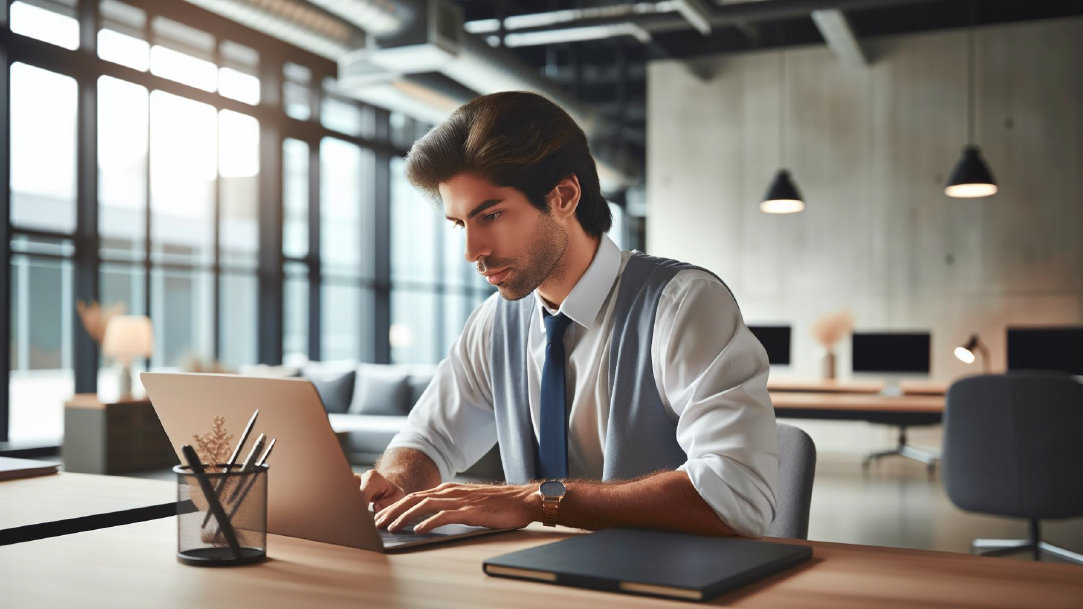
[219, 110, 260, 268]
[321, 97, 364, 136]
[150, 45, 217, 92]
[219, 67, 260, 105]
[150, 90, 216, 264]
[320, 138, 363, 274]
[10, 63, 78, 233]
[218, 110, 259, 178]
[98, 28, 150, 71]
[283, 139, 310, 258]
[99, 76, 148, 260]
[10, 1, 80, 50]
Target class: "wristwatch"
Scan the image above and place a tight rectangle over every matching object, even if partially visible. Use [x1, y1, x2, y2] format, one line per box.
[537, 480, 566, 527]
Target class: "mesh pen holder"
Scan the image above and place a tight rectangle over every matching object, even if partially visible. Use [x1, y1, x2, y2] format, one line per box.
[174, 464, 268, 566]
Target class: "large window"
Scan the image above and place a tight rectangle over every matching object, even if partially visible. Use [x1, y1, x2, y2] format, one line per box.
[3, 0, 408, 444]
[8, 61, 78, 442]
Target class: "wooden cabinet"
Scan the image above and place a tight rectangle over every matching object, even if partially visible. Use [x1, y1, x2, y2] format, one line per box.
[62, 395, 177, 474]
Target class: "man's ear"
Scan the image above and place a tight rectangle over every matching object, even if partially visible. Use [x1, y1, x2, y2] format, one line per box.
[547, 174, 581, 220]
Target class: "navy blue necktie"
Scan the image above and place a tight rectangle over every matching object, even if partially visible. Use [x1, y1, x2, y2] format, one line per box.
[538, 311, 574, 480]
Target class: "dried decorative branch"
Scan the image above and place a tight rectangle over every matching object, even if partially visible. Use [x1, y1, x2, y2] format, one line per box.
[192, 416, 234, 468]
[75, 300, 126, 346]
[810, 310, 855, 350]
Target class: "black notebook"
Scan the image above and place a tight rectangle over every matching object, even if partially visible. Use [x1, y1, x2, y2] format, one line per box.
[483, 528, 812, 602]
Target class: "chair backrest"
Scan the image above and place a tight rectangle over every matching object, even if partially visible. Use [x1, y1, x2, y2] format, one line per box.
[766, 423, 817, 539]
[943, 373, 1083, 520]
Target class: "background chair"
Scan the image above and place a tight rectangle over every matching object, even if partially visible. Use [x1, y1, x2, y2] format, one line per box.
[767, 423, 817, 539]
[942, 373, 1083, 563]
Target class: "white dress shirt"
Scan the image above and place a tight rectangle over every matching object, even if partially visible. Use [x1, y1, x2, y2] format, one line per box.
[387, 235, 779, 537]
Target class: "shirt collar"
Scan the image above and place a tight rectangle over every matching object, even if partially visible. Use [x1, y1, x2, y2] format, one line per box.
[535, 234, 622, 329]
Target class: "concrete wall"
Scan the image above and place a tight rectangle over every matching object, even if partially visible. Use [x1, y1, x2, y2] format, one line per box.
[646, 18, 1083, 453]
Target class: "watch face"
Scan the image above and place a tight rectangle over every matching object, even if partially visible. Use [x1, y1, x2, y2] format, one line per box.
[540, 480, 566, 498]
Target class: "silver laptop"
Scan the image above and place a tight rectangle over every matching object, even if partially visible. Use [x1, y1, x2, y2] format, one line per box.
[142, 371, 507, 552]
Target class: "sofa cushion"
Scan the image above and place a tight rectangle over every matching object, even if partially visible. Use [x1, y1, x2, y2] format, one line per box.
[305, 369, 356, 414]
[328, 414, 408, 455]
[349, 364, 411, 416]
[406, 372, 434, 410]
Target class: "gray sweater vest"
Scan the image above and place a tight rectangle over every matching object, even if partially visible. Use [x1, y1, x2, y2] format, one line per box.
[490, 252, 725, 484]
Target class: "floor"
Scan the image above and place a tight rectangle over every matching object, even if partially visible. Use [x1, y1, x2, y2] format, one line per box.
[108, 450, 1083, 565]
[809, 451, 1083, 563]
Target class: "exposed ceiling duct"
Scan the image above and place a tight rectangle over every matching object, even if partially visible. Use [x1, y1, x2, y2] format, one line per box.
[183, 0, 366, 59]
[184, 0, 638, 190]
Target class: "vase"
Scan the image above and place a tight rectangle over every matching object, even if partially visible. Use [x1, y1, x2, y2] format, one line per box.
[821, 351, 837, 380]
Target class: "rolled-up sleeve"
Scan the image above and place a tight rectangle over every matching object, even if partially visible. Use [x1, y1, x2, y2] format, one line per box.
[653, 271, 778, 537]
[386, 295, 499, 482]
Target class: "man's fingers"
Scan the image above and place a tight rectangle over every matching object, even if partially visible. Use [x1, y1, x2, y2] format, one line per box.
[387, 497, 457, 532]
[413, 509, 472, 534]
[358, 470, 405, 506]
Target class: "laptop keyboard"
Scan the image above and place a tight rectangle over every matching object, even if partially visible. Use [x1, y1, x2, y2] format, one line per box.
[378, 524, 446, 544]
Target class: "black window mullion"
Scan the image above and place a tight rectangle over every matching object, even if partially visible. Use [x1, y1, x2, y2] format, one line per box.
[370, 108, 391, 364]
[1, 2, 11, 442]
[212, 40, 222, 363]
[307, 138, 321, 361]
[72, 0, 100, 395]
[257, 50, 284, 365]
[142, 11, 154, 368]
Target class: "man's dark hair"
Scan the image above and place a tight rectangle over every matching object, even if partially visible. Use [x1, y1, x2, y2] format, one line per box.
[404, 91, 612, 237]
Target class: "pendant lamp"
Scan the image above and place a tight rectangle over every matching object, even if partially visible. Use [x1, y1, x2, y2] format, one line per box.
[761, 47, 804, 214]
[945, 5, 997, 198]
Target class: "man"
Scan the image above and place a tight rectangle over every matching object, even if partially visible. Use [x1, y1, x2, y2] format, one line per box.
[360, 91, 778, 538]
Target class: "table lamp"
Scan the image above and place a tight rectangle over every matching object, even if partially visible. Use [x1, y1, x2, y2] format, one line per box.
[103, 315, 154, 398]
[954, 333, 990, 373]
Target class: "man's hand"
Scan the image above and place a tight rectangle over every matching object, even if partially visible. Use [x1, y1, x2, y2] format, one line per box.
[373, 482, 540, 534]
[356, 470, 407, 512]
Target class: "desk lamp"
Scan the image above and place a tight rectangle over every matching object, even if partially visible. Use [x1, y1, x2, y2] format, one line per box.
[103, 315, 154, 399]
[954, 333, 990, 373]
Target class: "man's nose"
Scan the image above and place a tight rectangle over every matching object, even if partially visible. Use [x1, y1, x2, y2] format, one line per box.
[464, 227, 491, 263]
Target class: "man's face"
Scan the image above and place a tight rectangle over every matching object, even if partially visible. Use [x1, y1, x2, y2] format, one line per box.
[440, 173, 568, 301]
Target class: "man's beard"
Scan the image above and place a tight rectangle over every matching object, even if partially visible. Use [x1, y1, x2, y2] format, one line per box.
[478, 213, 568, 301]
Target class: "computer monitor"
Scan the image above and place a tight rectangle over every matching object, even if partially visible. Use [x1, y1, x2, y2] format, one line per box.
[747, 325, 791, 366]
[1006, 326, 1083, 375]
[851, 332, 931, 375]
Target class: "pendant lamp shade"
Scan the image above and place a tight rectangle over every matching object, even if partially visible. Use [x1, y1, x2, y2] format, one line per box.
[945, 145, 998, 198]
[760, 169, 805, 214]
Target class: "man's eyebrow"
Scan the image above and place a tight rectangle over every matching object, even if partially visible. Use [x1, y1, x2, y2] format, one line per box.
[446, 198, 503, 222]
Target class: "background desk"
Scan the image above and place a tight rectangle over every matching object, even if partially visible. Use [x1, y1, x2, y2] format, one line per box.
[769, 390, 944, 471]
[2, 508, 1081, 608]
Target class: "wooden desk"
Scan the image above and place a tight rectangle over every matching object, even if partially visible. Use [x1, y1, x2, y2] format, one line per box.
[0, 472, 175, 545]
[770, 391, 943, 422]
[768, 379, 949, 396]
[2, 513, 1081, 608]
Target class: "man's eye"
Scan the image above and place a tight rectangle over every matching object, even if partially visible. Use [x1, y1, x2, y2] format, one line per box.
[483, 211, 503, 223]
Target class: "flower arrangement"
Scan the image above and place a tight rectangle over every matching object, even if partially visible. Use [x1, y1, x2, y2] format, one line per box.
[192, 416, 234, 468]
[810, 310, 854, 379]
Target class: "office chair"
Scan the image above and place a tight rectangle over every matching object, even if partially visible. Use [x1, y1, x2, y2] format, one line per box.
[766, 423, 817, 539]
[942, 373, 1083, 563]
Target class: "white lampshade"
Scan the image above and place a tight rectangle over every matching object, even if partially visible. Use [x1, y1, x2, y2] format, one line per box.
[102, 315, 154, 362]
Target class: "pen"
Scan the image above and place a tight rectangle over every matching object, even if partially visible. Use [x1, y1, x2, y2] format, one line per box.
[228, 434, 266, 502]
[181, 444, 242, 560]
[224, 438, 276, 524]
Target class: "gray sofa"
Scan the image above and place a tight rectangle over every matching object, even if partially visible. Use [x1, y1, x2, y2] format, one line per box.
[244, 361, 502, 479]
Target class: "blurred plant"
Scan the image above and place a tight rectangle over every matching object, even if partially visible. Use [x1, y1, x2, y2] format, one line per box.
[811, 310, 854, 351]
[75, 300, 125, 346]
[193, 416, 233, 467]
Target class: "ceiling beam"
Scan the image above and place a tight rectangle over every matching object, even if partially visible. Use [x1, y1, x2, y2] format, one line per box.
[810, 9, 868, 67]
